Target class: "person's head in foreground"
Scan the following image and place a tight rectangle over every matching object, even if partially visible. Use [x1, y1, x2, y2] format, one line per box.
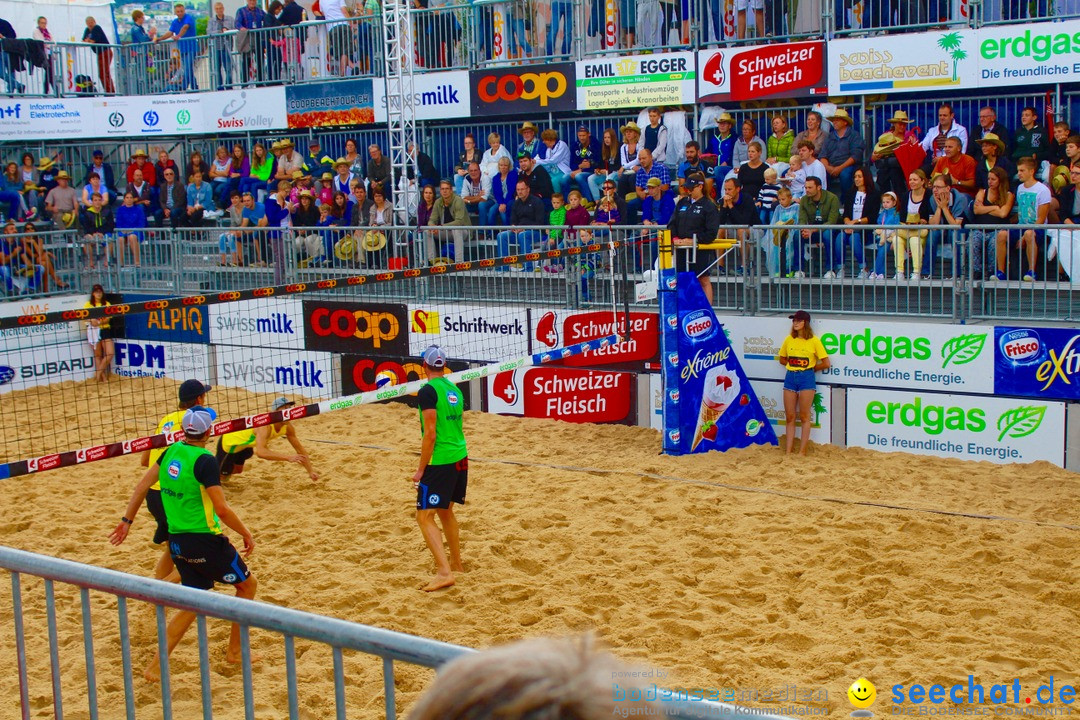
[406, 635, 662, 720]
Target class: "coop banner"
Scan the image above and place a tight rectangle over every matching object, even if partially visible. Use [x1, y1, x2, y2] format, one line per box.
[341, 353, 470, 408]
[994, 326, 1080, 401]
[286, 78, 375, 129]
[718, 315, 996, 395]
[847, 388, 1066, 466]
[660, 271, 777, 455]
[698, 41, 827, 102]
[470, 63, 576, 115]
[576, 52, 696, 110]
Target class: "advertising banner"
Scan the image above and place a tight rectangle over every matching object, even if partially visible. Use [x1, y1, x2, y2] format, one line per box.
[407, 304, 529, 362]
[994, 326, 1080, 401]
[0, 293, 91, 347]
[0, 340, 94, 395]
[755, 379, 832, 445]
[304, 300, 409, 355]
[719, 315, 996, 395]
[828, 29, 978, 95]
[976, 20, 1080, 88]
[372, 71, 471, 122]
[470, 63, 576, 115]
[532, 309, 659, 370]
[285, 78, 375, 129]
[487, 366, 634, 424]
[341, 354, 471, 408]
[575, 52, 695, 111]
[122, 293, 209, 345]
[201, 87, 288, 133]
[112, 340, 210, 381]
[210, 298, 306, 349]
[0, 98, 94, 141]
[660, 271, 777, 454]
[95, 95, 204, 136]
[215, 346, 336, 398]
[847, 388, 1065, 466]
[698, 41, 827, 102]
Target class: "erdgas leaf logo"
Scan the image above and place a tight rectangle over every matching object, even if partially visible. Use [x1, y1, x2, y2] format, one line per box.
[941, 333, 986, 368]
[996, 405, 1046, 441]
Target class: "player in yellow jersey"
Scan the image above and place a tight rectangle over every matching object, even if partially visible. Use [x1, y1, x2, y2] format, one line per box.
[139, 379, 213, 582]
[216, 397, 319, 481]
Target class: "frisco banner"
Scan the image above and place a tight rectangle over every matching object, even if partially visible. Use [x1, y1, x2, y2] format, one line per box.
[847, 388, 1065, 466]
[829, 21, 1080, 95]
[720, 315, 995, 395]
[576, 52, 696, 110]
[698, 41, 826, 102]
[994, 326, 1080, 401]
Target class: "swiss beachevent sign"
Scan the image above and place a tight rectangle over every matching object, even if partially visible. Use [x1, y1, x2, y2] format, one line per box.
[829, 20, 1080, 95]
[994, 326, 1080, 401]
[847, 388, 1066, 467]
[575, 52, 695, 110]
[698, 41, 827, 103]
[718, 315, 996, 395]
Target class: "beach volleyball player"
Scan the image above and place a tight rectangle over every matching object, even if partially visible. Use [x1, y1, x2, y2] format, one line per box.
[139, 378, 214, 583]
[216, 397, 319, 481]
[110, 407, 258, 680]
[412, 345, 467, 592]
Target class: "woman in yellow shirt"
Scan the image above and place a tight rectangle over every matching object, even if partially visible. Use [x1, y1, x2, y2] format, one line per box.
[85, 283, 114, 383]
[777, 310, 830, 455]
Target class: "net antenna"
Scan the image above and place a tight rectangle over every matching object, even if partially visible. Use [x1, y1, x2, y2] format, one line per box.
[383, 0, 419, 246]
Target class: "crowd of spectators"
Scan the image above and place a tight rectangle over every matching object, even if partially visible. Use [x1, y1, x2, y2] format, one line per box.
[2, 99, 1077, 289]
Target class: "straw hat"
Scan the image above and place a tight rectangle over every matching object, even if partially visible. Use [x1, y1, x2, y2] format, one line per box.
[22, 181, 43, 192]
[620, 121, 641, 135]
[132, 148, 149, 158]
[334, 234, 357, 261]
[37, 157, 55, 171]
[518, 121, 538, 134]
[298, 189, 313, 198]
[291, 169, 305, 180]
[321, 172, 334, 180]
[715, 112, 735, 125]
[334, 157, 350, 169]
[887, 110, 911, 124]
[978, 133, 1006, 154]
[271, 141, 283, 151]
[56, 170, 70, 179]
[873, 132, 903, 157]
[60, 211, 76, 227]
[280, 139, 294, 149]
[361, 230, 387, 252]
[828, 108, 853, 124]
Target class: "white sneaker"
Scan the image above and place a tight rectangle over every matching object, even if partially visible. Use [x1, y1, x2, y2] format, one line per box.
[910, 273, 921, 283]
[823, 270, 837, 279]
[793, 270, 805, 278]
[856, 269, 869, 279]
[836, 268, 845, 279]
[894, 272, 905, 281]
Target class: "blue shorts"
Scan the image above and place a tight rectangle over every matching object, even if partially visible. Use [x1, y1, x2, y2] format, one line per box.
[1009, 228, 1045, 247]
[784, 369, 816, 393]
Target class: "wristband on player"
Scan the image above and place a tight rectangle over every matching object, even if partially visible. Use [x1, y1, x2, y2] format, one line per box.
[121, 516, 133, 525]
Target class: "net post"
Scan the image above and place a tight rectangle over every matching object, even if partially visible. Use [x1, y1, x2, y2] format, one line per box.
[657, 229, 680, 456]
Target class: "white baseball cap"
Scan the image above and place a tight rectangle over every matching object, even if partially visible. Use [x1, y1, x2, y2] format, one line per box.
[182, 407, 214, 435]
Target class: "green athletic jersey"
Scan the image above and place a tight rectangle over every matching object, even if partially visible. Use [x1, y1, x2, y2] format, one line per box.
[158, 441, 222, 535]
[418, 376, 467, 465]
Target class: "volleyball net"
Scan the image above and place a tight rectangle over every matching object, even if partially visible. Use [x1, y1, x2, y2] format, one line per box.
[0, 237, 639, 473]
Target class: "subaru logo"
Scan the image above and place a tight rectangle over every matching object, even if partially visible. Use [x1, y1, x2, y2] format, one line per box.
[176, 109, 191, 125]
[142, 110, 159, 127]
[108, 111, 124, 127]
[0, 365, 13, 385]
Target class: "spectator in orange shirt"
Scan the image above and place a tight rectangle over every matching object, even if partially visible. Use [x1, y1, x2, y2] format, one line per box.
[932, 137, 976, 197]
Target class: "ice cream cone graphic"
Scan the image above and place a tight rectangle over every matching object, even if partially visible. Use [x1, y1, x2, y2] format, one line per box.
[692, 365, 740, 450]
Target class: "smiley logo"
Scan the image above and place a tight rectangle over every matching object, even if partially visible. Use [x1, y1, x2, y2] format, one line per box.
[848, 678, 876, 716]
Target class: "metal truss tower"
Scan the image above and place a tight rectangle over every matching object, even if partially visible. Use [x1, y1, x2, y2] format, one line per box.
[382, 0, 419, 241]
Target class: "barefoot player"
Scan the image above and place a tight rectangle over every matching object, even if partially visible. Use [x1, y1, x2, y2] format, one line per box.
[216, 397, 319, 480]
[139, 378, 213, 583]
[109, 407, 257, 680]
[412, 345, 467, 592]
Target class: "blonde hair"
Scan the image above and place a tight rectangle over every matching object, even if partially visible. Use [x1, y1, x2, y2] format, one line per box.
[406, 636, 662, 720]
[764, 168, 778, 183]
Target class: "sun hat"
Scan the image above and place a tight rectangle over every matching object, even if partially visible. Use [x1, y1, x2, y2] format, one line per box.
[518, 121, 538, 134]
[716, 112, 735, 125]
[361, 230, 387, 252]
[887, 110, 911, 124]
[620, 121, 641, 134]
[828, 108, 853, 123]
[978, 133, 1006, 154]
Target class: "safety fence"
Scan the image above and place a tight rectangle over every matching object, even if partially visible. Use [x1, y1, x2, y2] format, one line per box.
[3, 0, 1077, 99]
[1, 223, 1077, 323]
[0, 545, 778, 719]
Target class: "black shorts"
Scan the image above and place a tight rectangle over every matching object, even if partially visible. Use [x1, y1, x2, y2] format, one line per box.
[416, 457, 468, 510]
[168, 533, 250, 590]
[98, 327, 113, 340]
[328, 25, 352, 58]
[145, 488, 169, 545]
[216, 437, 254, 475]
[677, 248, 714, 276]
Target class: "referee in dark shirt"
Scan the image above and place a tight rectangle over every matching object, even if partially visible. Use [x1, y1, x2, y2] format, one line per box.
[717, 176, 757, 274]
[667, 173, 720, 304]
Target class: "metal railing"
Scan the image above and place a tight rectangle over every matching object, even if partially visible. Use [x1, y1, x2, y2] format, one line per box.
[4, 223, 1077, 322]
[4, 1, 1080, 98]
[1, 544, 787, 720]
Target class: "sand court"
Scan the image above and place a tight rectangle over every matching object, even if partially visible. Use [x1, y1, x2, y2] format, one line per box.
[0, 378, 1077, 719]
